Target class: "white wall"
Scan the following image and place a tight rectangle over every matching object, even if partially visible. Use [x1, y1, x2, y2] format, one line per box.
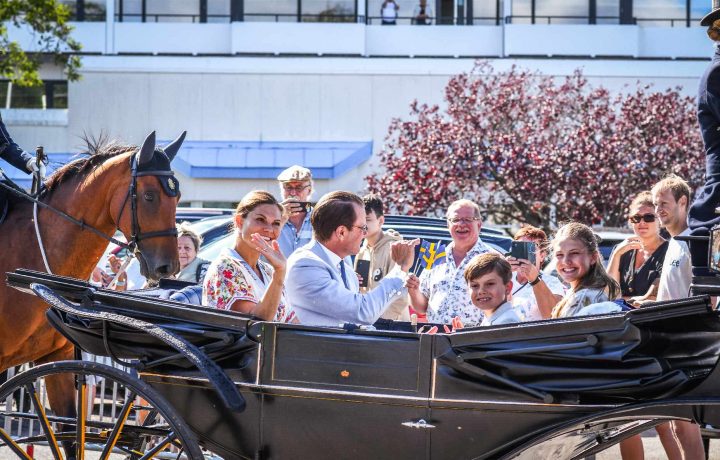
[365, 25, 503, 57]
[64, 56, 708, 145]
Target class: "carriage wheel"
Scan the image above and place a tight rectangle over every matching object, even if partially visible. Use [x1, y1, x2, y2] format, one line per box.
[0, 361, 204, 459]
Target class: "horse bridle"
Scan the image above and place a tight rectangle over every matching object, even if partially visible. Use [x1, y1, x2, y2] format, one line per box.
[115, 153, 179, 252]
[30, 152, 179, 274]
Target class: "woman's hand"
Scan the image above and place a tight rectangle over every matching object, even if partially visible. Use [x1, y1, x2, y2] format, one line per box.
[251, 233, 286, 274]
[612, 237, 643, 257]
[507, 256, 540, 284]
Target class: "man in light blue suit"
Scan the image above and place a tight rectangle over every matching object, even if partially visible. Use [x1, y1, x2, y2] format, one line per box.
[285, 191, 418, 327]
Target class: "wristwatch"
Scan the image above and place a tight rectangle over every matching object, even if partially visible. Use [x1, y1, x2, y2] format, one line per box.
[529, 273, 543, 286]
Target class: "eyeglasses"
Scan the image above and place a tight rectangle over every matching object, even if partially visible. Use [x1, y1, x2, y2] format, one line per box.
[282, 184, 310, 193]
[628, 213, 656, 224]
[447, 217, 480, 225]
[351, 224, 369, 234]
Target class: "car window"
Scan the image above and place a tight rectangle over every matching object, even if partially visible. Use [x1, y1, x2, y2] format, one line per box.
[198, 233, 234, 262]
[189, 216, 231, 235]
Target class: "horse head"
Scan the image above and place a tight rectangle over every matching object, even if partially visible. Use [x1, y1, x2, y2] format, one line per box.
[115, 131, 186, 280]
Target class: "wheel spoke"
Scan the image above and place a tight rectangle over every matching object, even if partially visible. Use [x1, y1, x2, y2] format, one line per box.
[0, 427, 33, 459]
[1, 362, 203, 459]
[138, 432, 175, 460]
[25, 383, 63, 460]
[75, 375, 87, 459]
[99, 390, 136, 460]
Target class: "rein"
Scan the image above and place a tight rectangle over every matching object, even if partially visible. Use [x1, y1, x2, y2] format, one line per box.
[0, 153, 178, 274]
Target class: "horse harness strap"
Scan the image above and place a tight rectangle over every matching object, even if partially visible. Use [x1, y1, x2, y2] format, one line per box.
[115, 155, 179, 253]
[0, 180, 130, 250]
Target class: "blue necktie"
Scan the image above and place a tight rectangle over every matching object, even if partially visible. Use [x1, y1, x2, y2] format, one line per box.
[339, 261, 349, 289]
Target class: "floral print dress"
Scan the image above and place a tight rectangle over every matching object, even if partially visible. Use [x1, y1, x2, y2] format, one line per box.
[203, 248, 296, 323]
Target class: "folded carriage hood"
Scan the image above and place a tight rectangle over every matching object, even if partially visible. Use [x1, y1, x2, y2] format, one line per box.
[429, 295, 720, 459]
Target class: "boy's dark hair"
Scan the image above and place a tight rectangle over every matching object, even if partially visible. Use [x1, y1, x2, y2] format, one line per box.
[464, 253, 512, 285]
[312, 191, 364, 242]
[363, 193, 384, 217]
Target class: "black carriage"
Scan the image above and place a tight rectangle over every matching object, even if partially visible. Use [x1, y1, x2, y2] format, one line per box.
[3, 269, 720, 459]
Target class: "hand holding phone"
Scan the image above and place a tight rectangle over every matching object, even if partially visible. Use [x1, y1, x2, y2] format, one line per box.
[355, 259, 371, 288]
[507, 241, 536, 266]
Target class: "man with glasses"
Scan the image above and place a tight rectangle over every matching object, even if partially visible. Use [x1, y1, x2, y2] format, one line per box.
[285, 191, 418, 327]
[277, 165, 315, 257]
[406, 199, 498, 327]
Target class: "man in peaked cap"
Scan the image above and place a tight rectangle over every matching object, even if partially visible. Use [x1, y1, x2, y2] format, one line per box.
[688, 0, 720, 273]
[651, 3, 720, 460]
[277, 165, 314, 257]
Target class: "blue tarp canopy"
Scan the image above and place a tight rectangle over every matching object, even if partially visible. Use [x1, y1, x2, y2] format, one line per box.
[173, 140, 373, 179]
[0, 153, 77, 189]
[0, 140, 373, 188]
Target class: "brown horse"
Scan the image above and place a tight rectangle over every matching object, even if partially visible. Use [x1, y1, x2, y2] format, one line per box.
[0, 131, 184, 449]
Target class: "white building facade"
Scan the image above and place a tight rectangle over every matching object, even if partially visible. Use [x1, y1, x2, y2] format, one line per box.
[1, 0, 714, 206]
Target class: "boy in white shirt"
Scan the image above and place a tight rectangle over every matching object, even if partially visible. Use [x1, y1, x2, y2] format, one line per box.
[464, 253, 521, 327]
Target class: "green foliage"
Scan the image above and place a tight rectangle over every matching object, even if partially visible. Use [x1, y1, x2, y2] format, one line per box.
[0, 0, 82, 87]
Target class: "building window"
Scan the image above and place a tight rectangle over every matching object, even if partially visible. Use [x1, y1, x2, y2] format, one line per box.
[0, 81, 68, 110]
[59, 0, 107, 21]
[634, 0, 686, 26]
[302, 0, 356, 22]
[147, 0, 200, 22]
[597, 0, 620, 24]
[472, 0, 501, 25]
[208, 0, 231, 22]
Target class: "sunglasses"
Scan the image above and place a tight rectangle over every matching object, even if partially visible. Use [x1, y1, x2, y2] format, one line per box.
[629, 213, 656, 224]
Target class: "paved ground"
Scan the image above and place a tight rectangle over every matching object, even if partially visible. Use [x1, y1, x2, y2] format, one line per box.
[596, 430, 720, 459]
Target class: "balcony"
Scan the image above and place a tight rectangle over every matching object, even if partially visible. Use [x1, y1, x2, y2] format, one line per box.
[6, 0, 714, 59]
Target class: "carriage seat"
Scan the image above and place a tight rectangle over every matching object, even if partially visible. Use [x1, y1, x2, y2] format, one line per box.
[128, 278, 204, 306]
[168, 284, 203, 305]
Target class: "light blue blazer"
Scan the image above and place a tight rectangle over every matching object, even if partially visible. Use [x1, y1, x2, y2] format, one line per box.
[285, 240, 406, 327]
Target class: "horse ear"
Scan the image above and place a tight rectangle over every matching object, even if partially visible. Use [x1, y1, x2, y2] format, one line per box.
[138, 131, 156, 166]
[163, 131, 186, 162]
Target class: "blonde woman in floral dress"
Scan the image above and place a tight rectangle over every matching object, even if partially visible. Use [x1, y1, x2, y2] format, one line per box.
[203, 191, 297, 323]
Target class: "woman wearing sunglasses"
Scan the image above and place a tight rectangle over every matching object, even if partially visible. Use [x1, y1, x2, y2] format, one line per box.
[607, 191, 669, 307]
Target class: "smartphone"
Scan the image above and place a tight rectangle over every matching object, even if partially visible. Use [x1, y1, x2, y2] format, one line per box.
[710, 225, 720, 274]
[355, 259, 371, 288]
[290, 201, 312, 212]
[508, 241, 536, 265]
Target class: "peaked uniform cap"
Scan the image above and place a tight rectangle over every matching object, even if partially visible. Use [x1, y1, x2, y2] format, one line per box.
[277, 165, 313, 182]
[701, 0, 720, 26]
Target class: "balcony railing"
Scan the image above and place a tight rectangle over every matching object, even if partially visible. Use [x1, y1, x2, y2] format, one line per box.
[365, 16, 502, 26]
[506, 15, 707, 27]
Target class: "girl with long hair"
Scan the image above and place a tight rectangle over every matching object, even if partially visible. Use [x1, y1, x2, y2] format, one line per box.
[551, 222, 620, 318]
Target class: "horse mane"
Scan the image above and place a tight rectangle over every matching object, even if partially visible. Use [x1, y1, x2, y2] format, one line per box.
[43, 134, 138, 196]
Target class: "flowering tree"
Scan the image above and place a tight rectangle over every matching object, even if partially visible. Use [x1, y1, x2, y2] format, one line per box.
[366, 62, 704, 233]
